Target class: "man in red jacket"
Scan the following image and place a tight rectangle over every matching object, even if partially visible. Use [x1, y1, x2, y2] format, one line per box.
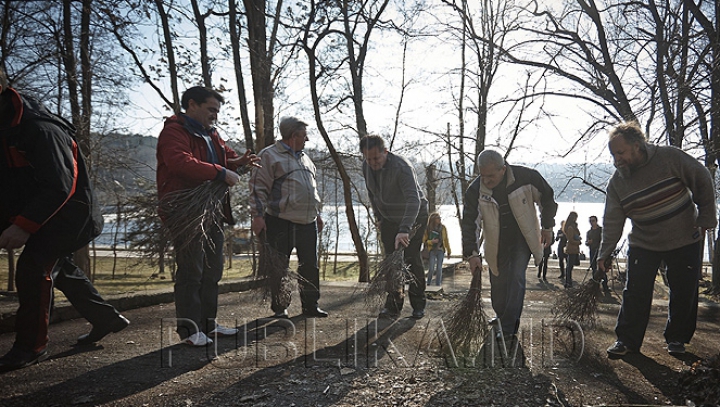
[0, 69, 129, 371]
[156, 86, 259, 346]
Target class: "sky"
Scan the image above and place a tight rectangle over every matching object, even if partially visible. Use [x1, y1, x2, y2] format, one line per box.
[111, 1, 618, 168]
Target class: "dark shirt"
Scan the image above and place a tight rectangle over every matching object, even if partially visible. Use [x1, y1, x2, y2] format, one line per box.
[492, 173, 521, 249]
[587, 226, 602, 250]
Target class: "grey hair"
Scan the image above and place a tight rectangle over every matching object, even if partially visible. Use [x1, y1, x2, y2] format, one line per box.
[279, 116, 308, 140]
[477, 149, 505, 170]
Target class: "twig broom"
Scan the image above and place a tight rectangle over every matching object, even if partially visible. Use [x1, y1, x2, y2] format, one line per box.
[551, 257, 613, 328]
[158, 181, 227, 253]
[364, 248, 415, 306]
[252, 232, 294, 309]
[445, 268, 488, 354]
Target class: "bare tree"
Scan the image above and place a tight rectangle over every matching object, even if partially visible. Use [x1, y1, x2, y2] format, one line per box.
[291, 1, 374, 281]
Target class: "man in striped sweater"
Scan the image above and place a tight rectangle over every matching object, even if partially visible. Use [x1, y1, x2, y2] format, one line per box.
[598, 122, 717, 357]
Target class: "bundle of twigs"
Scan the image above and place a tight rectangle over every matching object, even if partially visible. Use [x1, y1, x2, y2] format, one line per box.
[251, 232, 314, 310]
[445, 271, 488, 354]
[551, 278, 602, 328]
[364, 248, 416, 306]
[158, 181, 227, 252]
[552, 257, 615, 328]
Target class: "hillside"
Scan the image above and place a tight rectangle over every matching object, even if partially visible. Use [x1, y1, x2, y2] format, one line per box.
[91, 134, 613, 205]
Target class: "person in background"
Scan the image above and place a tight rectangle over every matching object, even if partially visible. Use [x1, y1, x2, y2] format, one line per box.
[0, 68, 129, 371]
[598, 122, 716, 357]
[461, 149, 557, 339]
[361, 135, 429, 319]
[556, 221, 567, 279]
[562, 212, 581, 288]
[249, 116, 327, 319]
[586, 215, 608, 292]
[537, 229, 553, 281]
[157, 86, 260, 346]
[424, 213, 451, 286]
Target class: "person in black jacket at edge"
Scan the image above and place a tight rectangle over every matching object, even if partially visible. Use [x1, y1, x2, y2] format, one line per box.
[0, 68, 129, 371]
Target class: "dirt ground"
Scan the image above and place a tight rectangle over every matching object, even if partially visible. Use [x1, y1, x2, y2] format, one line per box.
[0, 261, 718, 407]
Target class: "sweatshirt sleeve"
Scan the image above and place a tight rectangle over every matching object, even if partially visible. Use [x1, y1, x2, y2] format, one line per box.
[675, 149, 718, 229]
[398, 162, 421, 233]
[599, 182, 626, 260]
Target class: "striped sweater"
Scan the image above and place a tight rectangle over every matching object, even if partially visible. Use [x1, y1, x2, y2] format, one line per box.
[599, 144, 717, 260]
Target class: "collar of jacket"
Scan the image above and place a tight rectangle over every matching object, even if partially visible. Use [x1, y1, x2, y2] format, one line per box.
[179, 113, 217, 139]
[276, 139, 304, 159]
[478, 164, 516, 197]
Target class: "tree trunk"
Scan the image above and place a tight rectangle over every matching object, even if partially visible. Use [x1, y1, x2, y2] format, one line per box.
[154, 0, 180, 113]
[190, 0, 211, 87]
[243, 0, 275, 150]
[426, 164, 438, 214]
[229, 0, 254, 149]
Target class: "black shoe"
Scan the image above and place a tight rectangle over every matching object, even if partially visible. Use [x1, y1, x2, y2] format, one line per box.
[378, 308, 400, 320]
[272, 309, 289, 319]
[302, 307, 329, 318]
[411, 309, 425, 319]
[0, 347, 49, 371]
[77, 315, 130, 345]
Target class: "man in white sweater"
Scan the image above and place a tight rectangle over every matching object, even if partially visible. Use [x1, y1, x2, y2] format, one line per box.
[599, 122, 717, 357]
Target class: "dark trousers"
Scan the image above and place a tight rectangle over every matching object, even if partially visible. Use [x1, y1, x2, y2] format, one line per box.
[379, 216, 427, 313]
[265, 214, 320, 312]
[537, 249, 550, 279]
[558, 250, 566, 276]
[565, 254, 578, 287]
[615, 241, 701, 351]
[15, 245, 120, 353]
[173, 223, 224, 337]
[490, 241, 531, 334]
[589, 246, 609, 290]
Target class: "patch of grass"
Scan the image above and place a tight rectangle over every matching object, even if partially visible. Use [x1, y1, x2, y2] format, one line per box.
[0, 252, 363, 299]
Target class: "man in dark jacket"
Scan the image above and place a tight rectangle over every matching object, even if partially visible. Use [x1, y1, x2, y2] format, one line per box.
[156, 86, 259, 346]
[0, 69, 129, 371]
[461, 150, 557, 338]
[361, 135, 429, 319]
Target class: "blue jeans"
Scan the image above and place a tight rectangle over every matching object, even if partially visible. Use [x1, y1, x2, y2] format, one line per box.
[615, 241, 701, 351]
[426, 250, 445, 285]
[173, 223, 224, 337]
[489, 241, 531, 335]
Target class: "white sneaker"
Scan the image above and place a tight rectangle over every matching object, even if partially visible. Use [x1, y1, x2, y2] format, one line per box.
[183, 332, 213, 346]
[209, 324, 238, 336]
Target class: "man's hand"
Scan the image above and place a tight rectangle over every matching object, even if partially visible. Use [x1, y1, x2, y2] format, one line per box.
[468, 255, 483, 276]
[228, 149, 261, 168]
[541, 229, 553, 247]
[596, 257, 610, 280]
[251, 217, 266, 235]
[395, 232, 410, 249]
[224, 169, 241, 186]
[0, 224, 30, 250]
[316, 215, 324, 234]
